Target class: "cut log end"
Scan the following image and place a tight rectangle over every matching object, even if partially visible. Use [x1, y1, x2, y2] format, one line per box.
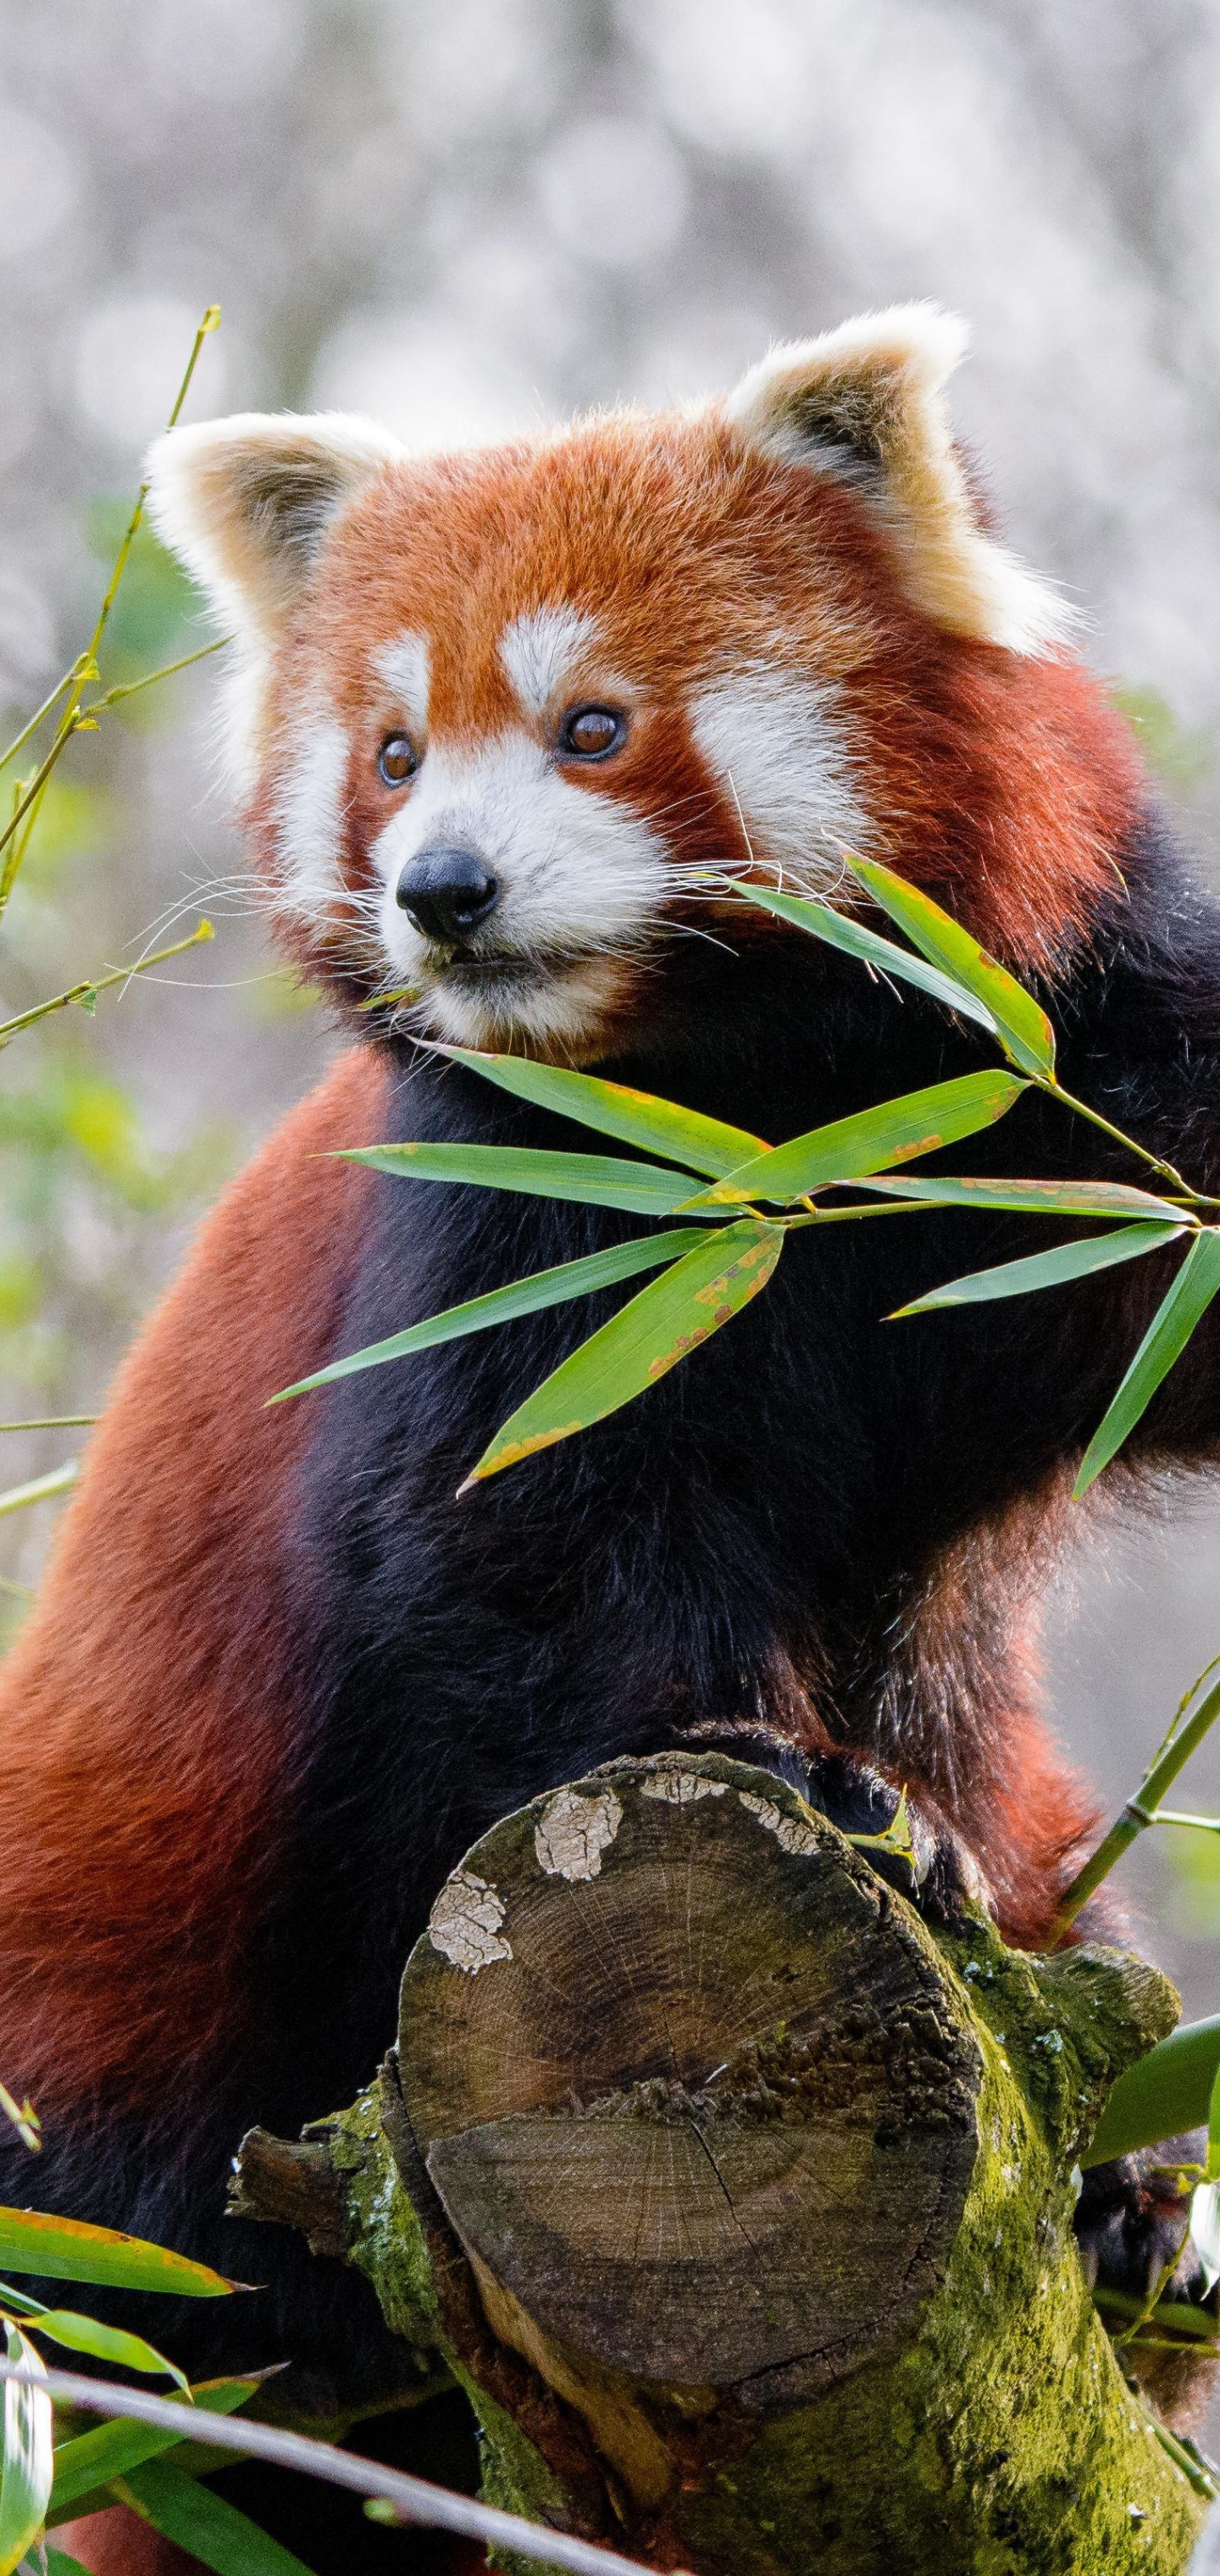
[402, 1753, 982, 2404]
[252, 1752, 1203, 2573]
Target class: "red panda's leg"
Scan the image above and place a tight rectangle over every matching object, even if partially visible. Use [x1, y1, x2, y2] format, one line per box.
[0, 1041, 387, 2126]
[54, 2508, 193, 2574]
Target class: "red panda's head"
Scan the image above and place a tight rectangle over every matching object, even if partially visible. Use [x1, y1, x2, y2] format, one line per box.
[147, 305, 1143, 1061]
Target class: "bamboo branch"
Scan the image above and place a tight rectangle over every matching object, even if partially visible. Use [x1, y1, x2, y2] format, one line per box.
[0, 2364, 657, 2576]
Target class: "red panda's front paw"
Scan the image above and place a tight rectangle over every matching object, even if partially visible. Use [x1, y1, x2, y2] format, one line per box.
[796, 1752, 993, 1921]
[681, 1730, 992, 1921]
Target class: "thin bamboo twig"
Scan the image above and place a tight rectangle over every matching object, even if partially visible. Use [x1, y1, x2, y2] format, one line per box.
[0, 2085, 40, 2153]
[0, 1418, 97, 1432]
[0, 2365, 660, 2576]
[0, 919, 214, 1046]
[0, 306, 220, 918]
[1055, 1669, 1220, 1933]
[0, 1463, 77, 1518]
[0, 661, 90, 780]
[84, 636, 229, 714]
[1045, 1080, 1200, 1202]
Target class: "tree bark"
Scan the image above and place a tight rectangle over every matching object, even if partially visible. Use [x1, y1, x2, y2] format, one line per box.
[232, 1752, 1210, 2575]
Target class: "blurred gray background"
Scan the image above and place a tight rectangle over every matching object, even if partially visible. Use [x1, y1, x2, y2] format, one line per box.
[1, 0, 1220, 2022]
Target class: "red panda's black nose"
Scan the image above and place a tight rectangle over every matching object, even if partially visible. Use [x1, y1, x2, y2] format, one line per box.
[396, 849, 500, 945]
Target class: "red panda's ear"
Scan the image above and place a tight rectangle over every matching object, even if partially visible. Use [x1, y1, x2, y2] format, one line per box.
[724, 305, 1074, 658]
[144, 411, 404, 640]
[144, 412, 404, 792]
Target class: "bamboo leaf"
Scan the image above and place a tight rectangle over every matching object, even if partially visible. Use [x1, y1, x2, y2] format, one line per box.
[1190, 2179, 1220, 2294]
[122, 2456, 313, 2575]
[890, 1221, 1184, 1317]
[0, 2330, 50, 2576]
[343, 1142, 701, 1218]
[428, 1046, 767, 1178]
[463, 1220, 784, 1486]
[0, 2210, 239, 2299]
[690, 1071, 1026, 1207]
[49, 2380, 254, 2521]
[1074, 1228, 1220, 1496]
[851, 1174, 1190, 1221]
[26, 2311, 188, 2395]
[45, 2551, 91, 2573]
[1081, 2014, 1220, 2167]
[732, 881, 1001, 1035]
[845, 855, 1056, 1076]
[271, 1230, 713, 1402]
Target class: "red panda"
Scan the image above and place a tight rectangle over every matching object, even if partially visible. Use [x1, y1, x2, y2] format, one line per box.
[10, 305, 1220, 2568]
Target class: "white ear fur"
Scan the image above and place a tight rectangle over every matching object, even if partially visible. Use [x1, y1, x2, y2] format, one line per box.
[145, 411, 405, 638]
[724, 304, 1073, 657]
[145, 412, 405, 794]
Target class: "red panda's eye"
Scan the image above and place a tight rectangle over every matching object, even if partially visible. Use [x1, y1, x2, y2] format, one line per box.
[378, 732, 419, 786]
[557, 705, 628, 761]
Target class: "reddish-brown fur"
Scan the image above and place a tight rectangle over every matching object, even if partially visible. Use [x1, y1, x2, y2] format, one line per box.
[55, 2505, 191, 2573]
[0, 380, 1179, 2557]
[0, 1047, 385, 2114]
[259, 418, 1143, 1008]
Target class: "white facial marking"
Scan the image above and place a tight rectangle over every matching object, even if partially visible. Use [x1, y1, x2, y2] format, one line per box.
[374, 629, 431, 732]
[690, 664, 872, 887]
[369, 725, 668, 1048]
[272, 708, 350, 919]
[498, 606, 604, 720]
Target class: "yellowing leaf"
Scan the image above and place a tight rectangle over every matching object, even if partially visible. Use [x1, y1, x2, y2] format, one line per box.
[690, 1072, 1025, 1206]
[271, 1230, 713, 1401]
[852, 1174, 1188, 1221]
[29, 2308, 188, 2394]
[464, 1220, 784, 1485]
[846, 855, 1056, 1076]
[891, 1222, 1184, 1317]
[731, 880, 1001, 1034]
[343, 1141, 697, 1218]
[429, 1045, 767, 1178]
[0, 2209, 238, 2298]
[1074, 1227, 1220, 1495]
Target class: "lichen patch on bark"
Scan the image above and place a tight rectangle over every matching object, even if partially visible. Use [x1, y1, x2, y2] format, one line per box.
[429, 1868, 513, 1971]
[534, 1786, 623, 1881]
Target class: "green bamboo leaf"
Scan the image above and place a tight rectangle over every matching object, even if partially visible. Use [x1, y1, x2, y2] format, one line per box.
[27, 2311, 188, 2395]
[890, 1221, 1184, 1317]
[732, 880, 1001, 1035]
[123, 2455, 313, 2575]
[1192, 2179, 1220, 2296]
[851, 1174, 1190, 1222]
[271, 1230, 713, 1402]
[428, 1045, 768, 1178]
[49, 2379, 253, 2519]
[0, 2210, 239, 2298]
[1074, 1228, 1220, 1496]
[689, 1071, 1026, 1207]
[0, 2329, 50, 2576]
[343, 1142, 698, 1218]
[45, 2551, 91, 2573]
[463, 1219, 784, 1486]
[1082, 2015, 1220, 2167]
[846, 854, 1056, 1076]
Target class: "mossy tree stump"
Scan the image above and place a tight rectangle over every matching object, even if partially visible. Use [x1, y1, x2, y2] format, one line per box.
[233, 1752, 1207, 2575]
